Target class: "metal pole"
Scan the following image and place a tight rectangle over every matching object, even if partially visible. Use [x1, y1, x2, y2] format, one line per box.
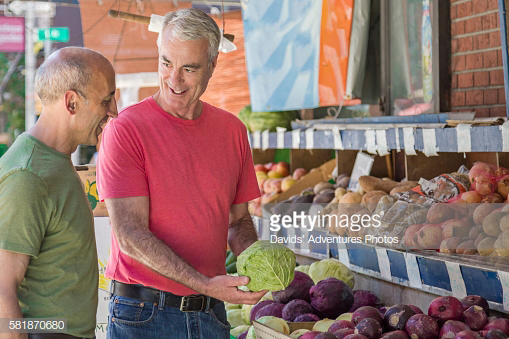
[25, 4, 36, 131]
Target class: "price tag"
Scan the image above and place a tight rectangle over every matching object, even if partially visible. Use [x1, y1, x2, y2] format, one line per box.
[395, 127, 401, 152]
[376, 129, 389, 156]
[252, 130, 261, 149]
[422, 128, 439, 156]
[404, 253, 423, 289]
[456, 124, 472, 153]
[376, 248, 392, 281]
[347, 151, 374, 191]
[445, 262, 467, 298]
[276, 127, 287, 149]
[261, 130, 270, 151]
[500, 121, 509, 152]
[332, 126, 344, 150]
[403, 127, 417, 155]
[305, 128, 315, 149]
[498, 270, 509, 311]
[365, 130, 377, 154]
[292, 129, 301, 149]
[337, 241, 350, 268]
[247, 130, 252, 148]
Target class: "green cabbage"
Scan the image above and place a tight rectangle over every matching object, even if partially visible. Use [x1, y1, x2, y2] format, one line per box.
[256, 316, 290, 334]
[241, 304, 255, 325]
[294, 265, 310, 275]
[237, 105, 297, 132]
[225, 302, 242, 311]
[308, 259, 355, 288]
[290, 329, 310, 338]
[312, 318, 335, 332]
[231, 325, 250, 338]
[246, 325, 257, 339]
[237, 240, 296, 292]
[227, 309, 247, 327]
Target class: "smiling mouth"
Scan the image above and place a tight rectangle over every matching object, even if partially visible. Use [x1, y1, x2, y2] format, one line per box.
[171, 87, 187, 95]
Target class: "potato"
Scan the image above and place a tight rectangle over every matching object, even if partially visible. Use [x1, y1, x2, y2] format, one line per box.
[500, 213, 509, 232]
[483, 212, 507, 237]
[335, 176, 350, 189]
[335, 187, 347, 199]
[475, 232, 488, 247]
[456, 240, 476, 254]
[359, 176, 400, 193]
[440, 237, 462, 254]
[477, 236, 497, 256]
[367, 195, 387, 213]
[473, 203, 499, 226]
[361, 190, 387, 205]
[495, 235, 509, 257]
[339, 192, 362, 204]
[469, 226, 483, 240]
[314, 182, 334, 195]
[427, 203, 455, 224]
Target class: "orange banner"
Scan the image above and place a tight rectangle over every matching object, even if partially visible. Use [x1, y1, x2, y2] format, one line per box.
[319, 0, 355, 107]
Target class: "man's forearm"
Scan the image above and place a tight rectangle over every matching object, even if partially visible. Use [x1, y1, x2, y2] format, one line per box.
[117, 229, 210, 294]
[0, 292, 27, 339]
[228, 213, 258, 256]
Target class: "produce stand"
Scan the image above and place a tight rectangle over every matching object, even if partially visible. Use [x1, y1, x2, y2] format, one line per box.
[249, 119, 509, 318]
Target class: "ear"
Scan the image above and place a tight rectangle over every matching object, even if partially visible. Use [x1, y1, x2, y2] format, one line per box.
[64, 90, 79, 115]
[210, 55, 219, 73]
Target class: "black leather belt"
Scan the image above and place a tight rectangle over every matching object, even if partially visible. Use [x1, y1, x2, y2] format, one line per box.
[111, 280, 221, 312]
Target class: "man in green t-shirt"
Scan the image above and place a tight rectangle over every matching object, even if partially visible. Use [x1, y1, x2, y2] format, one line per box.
[0, 47, 117, 339]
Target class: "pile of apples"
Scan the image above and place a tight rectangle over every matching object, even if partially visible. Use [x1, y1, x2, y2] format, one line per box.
[249, 162, 308, 217]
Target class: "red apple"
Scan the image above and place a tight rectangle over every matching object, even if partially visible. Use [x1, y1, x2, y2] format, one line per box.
[254, 164, 269, 173]
[272, 163, 290, 177]
[281, 177, 297, 192]
[270, 179, 283, 193]
[292, 168, 308, 180]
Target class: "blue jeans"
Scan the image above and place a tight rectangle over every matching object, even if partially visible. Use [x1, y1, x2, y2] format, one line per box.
[106, 294, 231, 339]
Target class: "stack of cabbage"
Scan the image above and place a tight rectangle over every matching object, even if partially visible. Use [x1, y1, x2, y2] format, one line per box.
[229, 258, 384, 339]
[237, 105, 297, 132]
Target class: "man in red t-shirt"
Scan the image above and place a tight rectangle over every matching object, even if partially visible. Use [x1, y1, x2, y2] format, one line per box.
[97, 8, 266, 339]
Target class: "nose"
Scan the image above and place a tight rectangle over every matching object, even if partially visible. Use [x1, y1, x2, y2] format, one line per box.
[169, 67, 183, 87]
[108, 97, 119, 118]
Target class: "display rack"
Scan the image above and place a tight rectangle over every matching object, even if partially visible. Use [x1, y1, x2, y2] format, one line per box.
[252, 216, 509, 314]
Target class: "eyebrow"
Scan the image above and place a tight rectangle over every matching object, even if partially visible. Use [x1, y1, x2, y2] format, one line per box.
[102, 91, 116, 101]
[160, 56, 201, 69]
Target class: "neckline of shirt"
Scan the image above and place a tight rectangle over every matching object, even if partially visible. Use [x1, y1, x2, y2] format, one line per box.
[147, 97, 207, 126]
[21, 133, 72, 160]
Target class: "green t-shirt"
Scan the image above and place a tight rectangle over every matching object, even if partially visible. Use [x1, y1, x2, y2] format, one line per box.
[0, 133, 98, 338]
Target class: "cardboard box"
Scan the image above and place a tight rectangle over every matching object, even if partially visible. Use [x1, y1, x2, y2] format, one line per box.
[270, 158, 337, 203]
[75, 165, 108, 217]
[253, 321, 315, 339]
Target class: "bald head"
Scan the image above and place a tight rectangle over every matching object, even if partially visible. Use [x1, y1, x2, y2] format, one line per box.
[35, 47, 113, 105]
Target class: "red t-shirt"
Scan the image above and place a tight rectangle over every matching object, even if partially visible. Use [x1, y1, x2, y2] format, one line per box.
[97, 97, 260, 296]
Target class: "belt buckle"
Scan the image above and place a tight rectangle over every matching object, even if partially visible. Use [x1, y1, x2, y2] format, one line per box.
[180, 295, 205, 312]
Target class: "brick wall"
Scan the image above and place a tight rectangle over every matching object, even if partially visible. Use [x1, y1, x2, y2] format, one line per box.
[450, 0, 506, 117]
[79, 1, 249, 115]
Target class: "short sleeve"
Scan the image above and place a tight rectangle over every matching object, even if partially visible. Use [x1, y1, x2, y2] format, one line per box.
[0, 170, 51, 257]
[97, 119, 149, 200]
[233, 127, 261, 204]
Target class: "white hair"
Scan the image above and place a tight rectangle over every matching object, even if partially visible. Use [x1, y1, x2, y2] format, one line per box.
[35, 47, 95, 104]
[156, 8, 221, 63]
